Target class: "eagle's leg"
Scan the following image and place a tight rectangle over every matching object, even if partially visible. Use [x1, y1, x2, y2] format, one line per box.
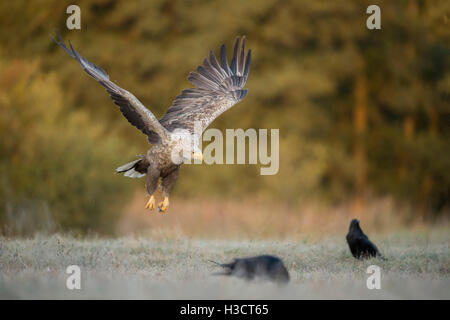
[145, 166, 160, 211]
[158, 166, 180, 213]
[145, 195, 156, 210]
[158, 196, 169, 213]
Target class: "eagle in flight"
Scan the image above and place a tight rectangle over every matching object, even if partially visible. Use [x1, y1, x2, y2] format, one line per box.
[53, 32, 251, 213]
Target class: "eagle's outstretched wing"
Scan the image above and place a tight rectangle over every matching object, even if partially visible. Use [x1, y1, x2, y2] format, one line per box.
[159, 36, 251, 135]
[52, 31, 169, 144]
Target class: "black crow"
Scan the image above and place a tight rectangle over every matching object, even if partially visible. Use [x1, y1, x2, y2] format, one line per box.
[210, 255, 290, 284]
[346, 219, 384, 259]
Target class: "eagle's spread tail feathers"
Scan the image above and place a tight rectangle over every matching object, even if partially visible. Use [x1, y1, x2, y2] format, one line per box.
[116, 156, 148, 178]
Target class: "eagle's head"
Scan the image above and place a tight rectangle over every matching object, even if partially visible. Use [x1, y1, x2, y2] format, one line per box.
[169, 129, 203, 165]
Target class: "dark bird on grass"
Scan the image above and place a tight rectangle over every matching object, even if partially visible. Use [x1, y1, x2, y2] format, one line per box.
[210, 255, 290, 284]
[52, 31, 251, 213]
[346, 219, 384, 259]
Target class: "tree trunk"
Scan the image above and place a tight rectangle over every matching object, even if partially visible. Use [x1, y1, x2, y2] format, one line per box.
[353, 56, 368, 218]
[419, 106, 438, 220]
[398, 114, 415, 180]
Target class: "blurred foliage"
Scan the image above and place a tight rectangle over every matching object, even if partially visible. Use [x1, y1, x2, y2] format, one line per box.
[0, 0, 449, 233]
[0, 58, 135, 233]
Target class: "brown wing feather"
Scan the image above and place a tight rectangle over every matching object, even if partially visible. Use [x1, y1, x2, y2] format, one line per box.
[159, 36, 251, 134]
[52, 31, 168, 144]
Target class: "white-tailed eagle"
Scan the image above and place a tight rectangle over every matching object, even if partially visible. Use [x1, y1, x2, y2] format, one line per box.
[53, 32, 251, 213]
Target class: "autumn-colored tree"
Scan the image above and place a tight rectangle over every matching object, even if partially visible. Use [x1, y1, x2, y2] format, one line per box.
[0, 0, 448, 233]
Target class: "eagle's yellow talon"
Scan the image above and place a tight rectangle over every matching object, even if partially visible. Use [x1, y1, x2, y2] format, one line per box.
[157, 197, 169, 213]
[145, 195, 156, 210]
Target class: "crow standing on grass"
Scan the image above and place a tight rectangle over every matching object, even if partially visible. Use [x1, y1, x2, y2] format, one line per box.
[346, 219, 384, 259]
[210, 255, 290, 284]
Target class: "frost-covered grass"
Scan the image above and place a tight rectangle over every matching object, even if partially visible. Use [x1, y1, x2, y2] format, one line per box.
[0, 230, 448, 299]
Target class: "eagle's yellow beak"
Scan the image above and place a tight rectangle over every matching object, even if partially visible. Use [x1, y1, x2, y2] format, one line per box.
[192, 151, 203, 162]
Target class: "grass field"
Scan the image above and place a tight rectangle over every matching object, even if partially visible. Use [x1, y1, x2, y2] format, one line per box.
[0, 229, 449, 299]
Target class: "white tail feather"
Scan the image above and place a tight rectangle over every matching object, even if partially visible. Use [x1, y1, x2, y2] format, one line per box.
[116, 160, 146, 178]
[124, 169, 146, 178]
